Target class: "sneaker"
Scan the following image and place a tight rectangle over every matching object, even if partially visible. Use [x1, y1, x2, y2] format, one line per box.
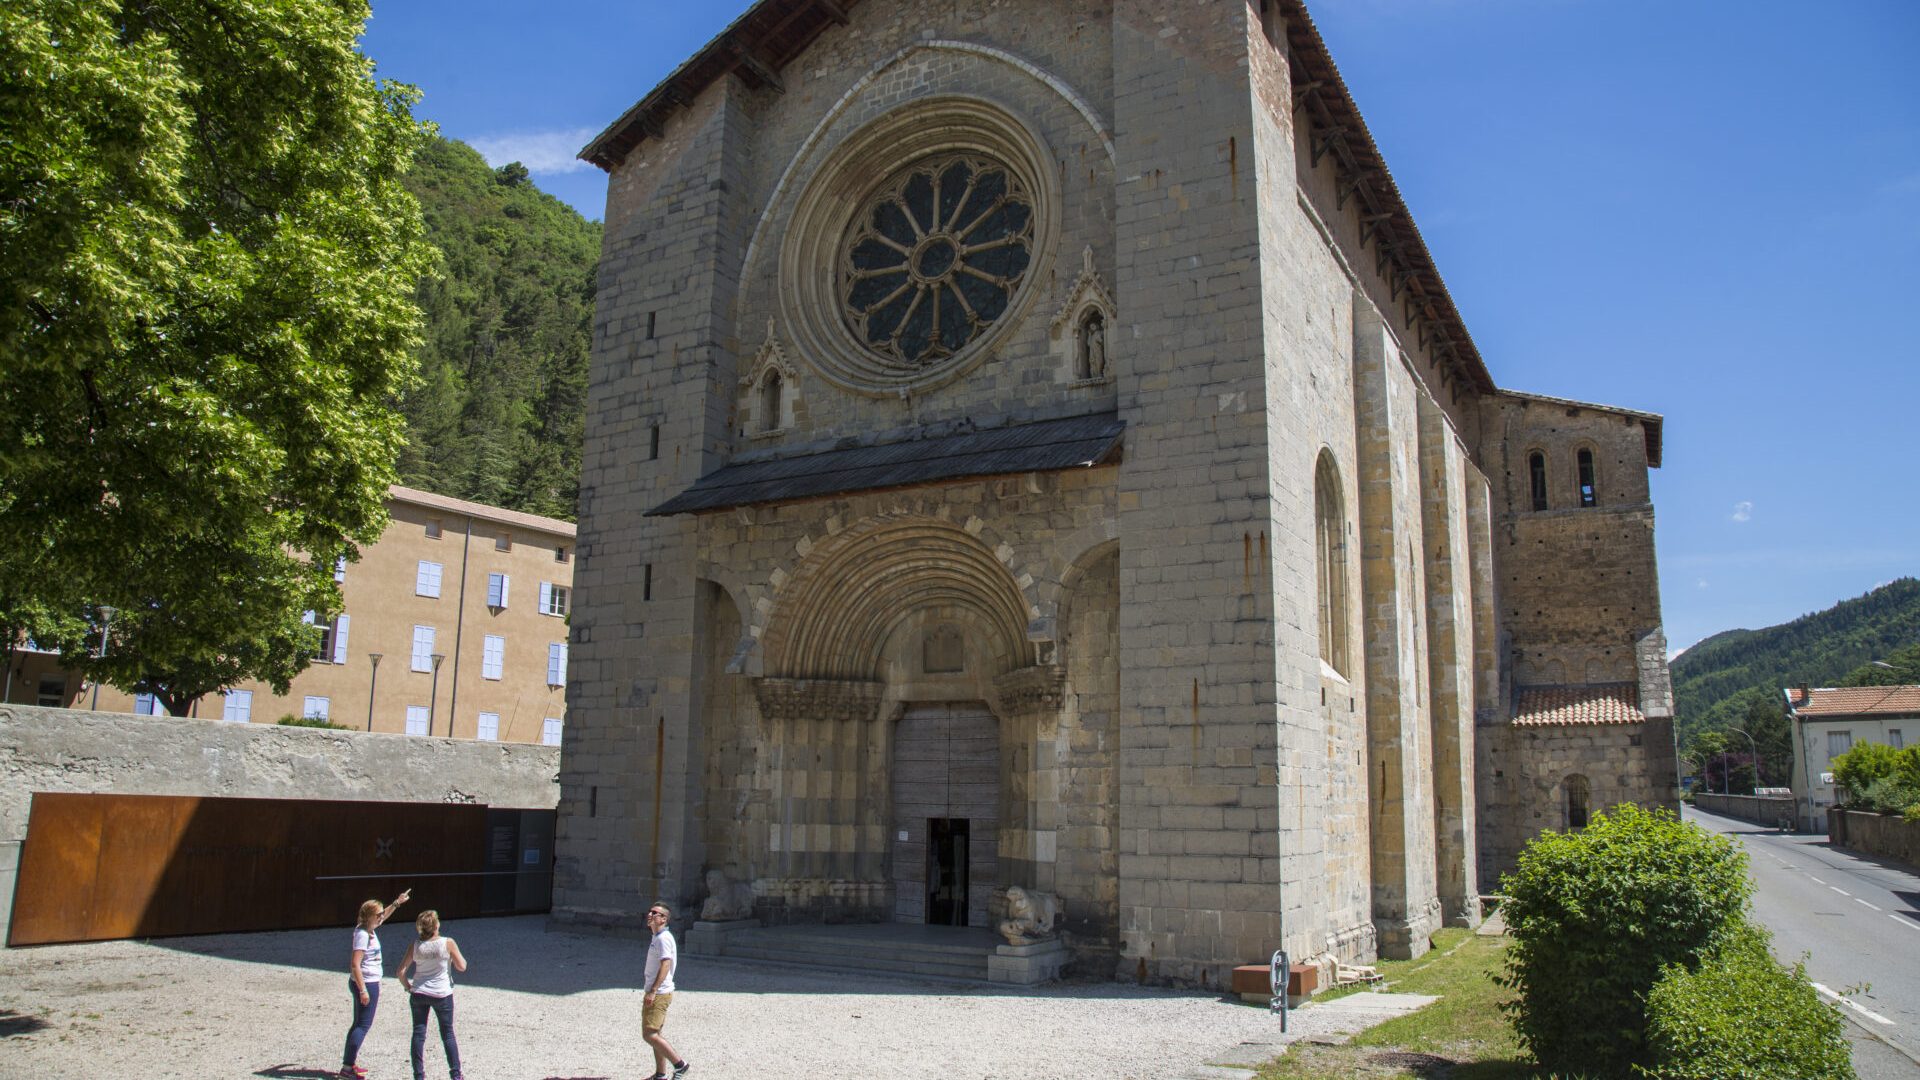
[673, 1065, 692, 1079]
[340, 1067, 367, 1080]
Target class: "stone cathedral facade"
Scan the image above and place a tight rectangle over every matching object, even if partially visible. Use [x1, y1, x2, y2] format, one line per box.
[554, 0, 1679, 984]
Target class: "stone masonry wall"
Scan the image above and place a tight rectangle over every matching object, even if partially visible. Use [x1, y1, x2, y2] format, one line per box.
[1476, 717, 1679, 886]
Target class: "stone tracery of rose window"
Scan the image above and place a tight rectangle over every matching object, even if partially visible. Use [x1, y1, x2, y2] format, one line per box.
[840, 154, 1035, 368]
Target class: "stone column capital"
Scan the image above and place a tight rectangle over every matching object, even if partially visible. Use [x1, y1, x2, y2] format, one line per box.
[752, 677, 886, 722]
[992, 664, 1066, 716]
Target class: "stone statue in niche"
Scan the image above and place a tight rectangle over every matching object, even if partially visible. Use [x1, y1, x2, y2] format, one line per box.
[698, 868, 756, 921]
[1077, 310, 1107, 380]
[996, 885, 1060, 945]
[923, 623, 964, 674]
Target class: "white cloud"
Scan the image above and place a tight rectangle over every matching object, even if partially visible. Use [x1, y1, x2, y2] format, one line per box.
[1696, 578, 1710, 590]
[465, 128, 601, 176]
[1730, 501, 1753, 523]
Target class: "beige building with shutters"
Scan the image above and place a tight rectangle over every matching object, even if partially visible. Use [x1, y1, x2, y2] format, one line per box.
[11, 487, 575, 746]
[557, 0, 1679, 986]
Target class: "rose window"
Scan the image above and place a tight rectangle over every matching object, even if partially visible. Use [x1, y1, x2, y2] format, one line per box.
[840, 154, 1034, 368]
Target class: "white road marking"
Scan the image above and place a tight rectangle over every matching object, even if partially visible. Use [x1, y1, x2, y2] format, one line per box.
[1856, 898, 1882, 911]
[1830, 886, 1851, 897]
[1809, 876, 1827, 885]
[1813, 983, 1897, 1026]
[1895, 914, 1920, 932]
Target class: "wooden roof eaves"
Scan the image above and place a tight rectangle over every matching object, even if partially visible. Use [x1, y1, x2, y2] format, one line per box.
[580, 0, 858, 172]
[1278, 0, 1497, 397]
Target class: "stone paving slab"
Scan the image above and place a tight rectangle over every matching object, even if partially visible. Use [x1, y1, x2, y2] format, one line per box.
[0, 915, 1436, 1080]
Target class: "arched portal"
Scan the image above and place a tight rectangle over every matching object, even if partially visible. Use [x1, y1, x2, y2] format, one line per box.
[748, 518, 1056, 926]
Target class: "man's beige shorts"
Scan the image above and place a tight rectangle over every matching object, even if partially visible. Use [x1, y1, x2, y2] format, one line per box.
[643, 992, 673, 1030]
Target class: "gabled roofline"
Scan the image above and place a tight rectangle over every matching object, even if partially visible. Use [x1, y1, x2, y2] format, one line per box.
[388, 486, 577, 539]
[1494, 389, 1665, 469]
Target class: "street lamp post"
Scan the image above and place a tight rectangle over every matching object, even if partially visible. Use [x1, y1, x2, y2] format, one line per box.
[1728, 725, 1761, 789]
[89, 605, 116, 710]
[428, 653, 446, 737]
[366, 653, 383, 731]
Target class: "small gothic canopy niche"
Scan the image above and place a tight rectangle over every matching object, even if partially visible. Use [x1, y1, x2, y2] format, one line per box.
[1051, 246, 1116, 383]
[738, 318, 801, 437]
[923, 623, 965, 674]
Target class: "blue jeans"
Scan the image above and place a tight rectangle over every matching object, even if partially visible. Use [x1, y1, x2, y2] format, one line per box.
[410, 992, 462, 1080]
[343, 979, 379, 1066]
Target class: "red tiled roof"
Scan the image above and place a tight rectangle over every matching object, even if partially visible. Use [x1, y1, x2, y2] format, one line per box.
[1784, 685, 1920, 718]
[1513, 683, 1646, 727]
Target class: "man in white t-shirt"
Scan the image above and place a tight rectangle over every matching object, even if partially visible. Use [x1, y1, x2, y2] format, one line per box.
[643, 902, 690, 1080]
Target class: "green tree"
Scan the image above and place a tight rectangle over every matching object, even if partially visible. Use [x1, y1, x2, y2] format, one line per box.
[1, 0, 435, 713]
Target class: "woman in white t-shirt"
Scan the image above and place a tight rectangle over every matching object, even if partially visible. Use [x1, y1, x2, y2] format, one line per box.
[344, 888, 410, 1080]
[398, 909, 469, 1080]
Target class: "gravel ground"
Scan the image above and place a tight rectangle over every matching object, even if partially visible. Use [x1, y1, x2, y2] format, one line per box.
[0, 915, 1412, 1079]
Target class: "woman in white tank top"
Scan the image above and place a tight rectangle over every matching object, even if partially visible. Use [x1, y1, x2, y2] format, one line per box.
[398, 909, 468, 1080]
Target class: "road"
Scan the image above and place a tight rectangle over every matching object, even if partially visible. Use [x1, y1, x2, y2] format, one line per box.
[1688, 805, 1920, 1077]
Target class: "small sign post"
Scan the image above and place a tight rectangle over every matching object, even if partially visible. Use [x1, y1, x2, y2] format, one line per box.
[1270, 948, 1290, 1031]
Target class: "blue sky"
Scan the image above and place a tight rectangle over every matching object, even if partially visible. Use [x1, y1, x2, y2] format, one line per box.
[359, 1, 1920, 654]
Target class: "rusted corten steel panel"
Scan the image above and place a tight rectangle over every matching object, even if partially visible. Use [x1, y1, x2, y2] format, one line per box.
[7, 793, 545, 947]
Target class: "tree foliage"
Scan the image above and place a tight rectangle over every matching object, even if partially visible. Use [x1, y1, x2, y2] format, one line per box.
[1671, 579, 1920, 783]
[0, 0, 434, 712]
[1498, 805, 1752, 1076]
[394, 139, 601, 521]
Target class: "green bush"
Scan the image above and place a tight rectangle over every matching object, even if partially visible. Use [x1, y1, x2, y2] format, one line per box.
[1498, 804, 1752, 1076]
[1851, 775, 1920, 815]
[277, 714, 351, 730]
[1831, 741, 1903, 792]
[1636, 925, 1854, 1080]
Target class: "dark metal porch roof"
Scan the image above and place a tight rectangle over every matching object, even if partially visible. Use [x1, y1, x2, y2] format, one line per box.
[648, 412, 1123, 516]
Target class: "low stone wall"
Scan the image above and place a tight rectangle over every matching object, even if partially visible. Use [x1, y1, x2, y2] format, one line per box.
[1692, 792, 1795, 828]
[0, 704, 559, 942]
[1829, 809, 1920, 872]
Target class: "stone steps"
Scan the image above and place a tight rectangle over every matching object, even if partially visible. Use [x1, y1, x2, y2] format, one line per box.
[719, 929, 994, 982]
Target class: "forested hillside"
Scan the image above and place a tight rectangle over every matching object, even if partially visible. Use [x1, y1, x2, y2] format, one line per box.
[395, 138, 601, 520]
[1670, 578, 1920, 786]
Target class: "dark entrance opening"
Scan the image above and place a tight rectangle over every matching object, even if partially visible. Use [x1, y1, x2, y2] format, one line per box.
[925, 817, 971, 926]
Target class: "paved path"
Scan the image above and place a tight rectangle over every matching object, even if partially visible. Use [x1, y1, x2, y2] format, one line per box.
[1687, 805, 1920, 1077]
[0, 914, 1426, 1079]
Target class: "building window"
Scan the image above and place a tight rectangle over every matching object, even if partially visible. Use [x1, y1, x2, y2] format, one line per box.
[542, 717, 563, 746]
[1566, 774, 1590, 830]
[1826, 730, 1853, 760]
[134, 693, 166, 716]
[334, 556, 348, 583]
[36, 677, 66, 708]
[487, 572, 510, 609]
[310, 613, 350, 664]
[477, 711, 500, 742]
[425, 519, 442, 539]
[411, 625, 436, 672]
[649, 424, 660, 460]
[643, 564, 653, 602]
[416, 560, 443, 598]
[482, 635, 505, 680]
[304, 696, 331, 721]
[1890, 729, 1905, 750]
[555, 546, 570, 564]
[539, 582, 570, 617]
[406, 705, 430, 736]
[496, 533, 511, 553]
[1315, 452, 1351, 676]
[222, 690, 252, 724]
[760, 370, 784, 433]
[1528, 451, 1549, 511]
[1577, 448, 1597, 508]
[547, 642, 568, 688]
[842, 154, 1035, 368]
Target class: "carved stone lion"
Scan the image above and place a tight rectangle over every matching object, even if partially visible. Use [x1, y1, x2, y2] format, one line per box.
[698, 869, 755, 922]
[996, 885, 1060, 945]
